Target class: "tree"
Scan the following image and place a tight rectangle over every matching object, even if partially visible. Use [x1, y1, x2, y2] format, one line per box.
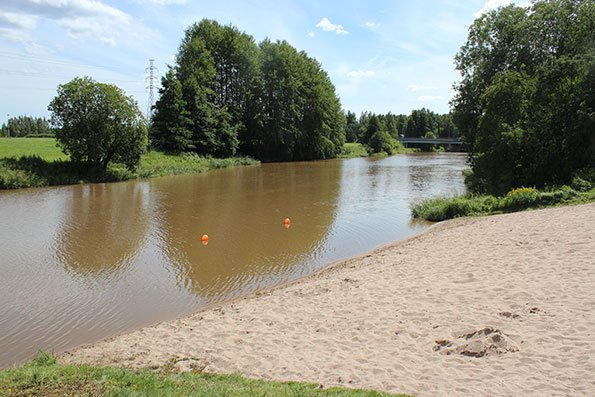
[452, 0, 595, 194]
[151, 68, 193, 153]
[344, 111, 359, 142]
[48, 77, 147, 176]
[369, 130, 395, 154]
[154, 19, 345, 161]
[175, 19, 260, 157]
[255, 39, 344, 161]
[362, 114, 385, 144]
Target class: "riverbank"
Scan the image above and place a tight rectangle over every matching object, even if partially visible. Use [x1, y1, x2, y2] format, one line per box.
[60, 203, 595, 396]
[0, 354, 401, 397]
[0, 138, 259, 189]
[412, 185, 595, 221]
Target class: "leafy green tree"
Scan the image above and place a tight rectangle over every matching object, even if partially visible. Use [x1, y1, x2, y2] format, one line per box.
[369, 130, 395, 154]
[155, 19, 345, 161]
[255, 39, 344, 161]
[175, 19, 260, 157]
[406, 108, 439, 138]
[344, 111, 359, 142]
[395, 115, 408, 137]
[151, 68, 192, 153]
[384, 113, 398, 138]
[362, 114, 386, 144]
[48, 77, 147, 176]
[452, 0, 595, 194]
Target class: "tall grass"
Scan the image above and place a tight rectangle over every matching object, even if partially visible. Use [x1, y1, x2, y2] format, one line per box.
[0, 353, 405, 397]
[411, 185, 594, 222]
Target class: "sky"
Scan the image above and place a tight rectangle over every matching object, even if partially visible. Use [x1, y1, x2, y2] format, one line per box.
[0, 0, 530, 124]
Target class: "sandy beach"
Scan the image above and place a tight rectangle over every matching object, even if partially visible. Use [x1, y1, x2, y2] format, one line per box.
[62, 203, 595, 396]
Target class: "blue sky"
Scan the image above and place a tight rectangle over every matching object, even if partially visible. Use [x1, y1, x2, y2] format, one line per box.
[0, 0, 529, 124]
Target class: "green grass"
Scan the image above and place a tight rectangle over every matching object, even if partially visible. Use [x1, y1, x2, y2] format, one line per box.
[339, 143, 370, 158]
[338, 142, 415, 159]
[0, 137, 67, 161]
[411, 185, 595, 221]
[0, 138, 259, 189]
[0, 353, 407, 397]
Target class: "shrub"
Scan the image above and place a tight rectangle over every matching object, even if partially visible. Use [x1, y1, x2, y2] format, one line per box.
[503, 187, 540, 210]
[570, 176, 592, 192]
[368, 131, 395, 155]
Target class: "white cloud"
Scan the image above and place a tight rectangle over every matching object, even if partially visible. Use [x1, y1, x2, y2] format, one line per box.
[364, 21, 380, 31]
[0, 0, 133, 46]
[474, 0, 531, 17]
[0, 12, 38, 30]
[408, 84, 438, 92]
[316, 17, 348, 35]
[346, 70, 376, 79]
[418, 95, 443, 101]
[0, 27, 27, 42]
[307, 31, 315, 38]
[135, 0, 187, 4]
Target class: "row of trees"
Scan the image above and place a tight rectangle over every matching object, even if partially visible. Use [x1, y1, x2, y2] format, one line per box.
[152, 19, 345, 161]
[345, 109, 459, 143]
[0, 116, 53, 137]
[452, 0, 594, 195]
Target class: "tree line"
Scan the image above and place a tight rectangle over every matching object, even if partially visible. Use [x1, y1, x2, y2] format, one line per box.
[452, 0, 594, 195]
[151, 19, 345, 162]
[342, 109, 459, 154]
[344, 108, 458, 142]
[0, 116, 53, 137]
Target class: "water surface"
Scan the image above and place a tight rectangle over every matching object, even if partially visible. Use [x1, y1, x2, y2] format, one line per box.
[0, 153, 467, 368]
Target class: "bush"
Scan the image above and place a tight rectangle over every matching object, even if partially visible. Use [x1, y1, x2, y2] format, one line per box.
[502, 187, 540, 210]
[570, 176, 592, 192]
[412, 185, 589, 221]
[411, 196, 491, 221]
[368, 131, 395, 155]
[25, 133, 56, 138]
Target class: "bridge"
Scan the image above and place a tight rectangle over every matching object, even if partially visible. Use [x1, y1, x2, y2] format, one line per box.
[397, 137, 464, 151]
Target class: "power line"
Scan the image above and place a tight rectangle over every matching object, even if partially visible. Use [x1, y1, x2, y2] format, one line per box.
[145, 59, 158, 121]
[0, 85, 147, 94]
[0, 68, 143, 84]
[0, 50, 119, 72]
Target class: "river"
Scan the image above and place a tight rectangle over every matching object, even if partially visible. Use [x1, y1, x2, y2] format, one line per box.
[0, 153, 467, 368]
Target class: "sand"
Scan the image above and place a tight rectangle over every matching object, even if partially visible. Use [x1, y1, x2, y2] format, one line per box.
[62, 203, 595, 396]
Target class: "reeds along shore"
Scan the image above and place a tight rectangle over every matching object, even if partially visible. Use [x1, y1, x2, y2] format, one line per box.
[62, 203, 595, 396]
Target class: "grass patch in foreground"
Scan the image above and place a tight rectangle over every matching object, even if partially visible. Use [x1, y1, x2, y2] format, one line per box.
[0, 152, 259, 189]
[0, 353, 406, 397]
[411, 185, 595, 222]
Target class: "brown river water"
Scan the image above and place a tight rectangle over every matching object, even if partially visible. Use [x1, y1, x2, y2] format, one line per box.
[0, 153, 467, 368]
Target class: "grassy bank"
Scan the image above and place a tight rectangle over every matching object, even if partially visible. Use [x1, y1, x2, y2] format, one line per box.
[0, 353, 404, 397]
[412, 184, 595, 222]
[338, 142, 416, 159]
[0, 138, 259, 189]
[339, 143, 370, 158]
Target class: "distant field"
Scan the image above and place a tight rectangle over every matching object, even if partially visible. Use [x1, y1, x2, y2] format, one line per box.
[0, 137, 67, 161]
[0, 137, 259, 189]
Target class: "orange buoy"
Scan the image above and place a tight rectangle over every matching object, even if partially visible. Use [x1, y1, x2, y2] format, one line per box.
[201, 234, 209, 245]
[283, 217, 291, 229]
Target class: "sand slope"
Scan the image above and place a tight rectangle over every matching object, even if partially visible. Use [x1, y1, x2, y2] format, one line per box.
[62, 204, 595, 396]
